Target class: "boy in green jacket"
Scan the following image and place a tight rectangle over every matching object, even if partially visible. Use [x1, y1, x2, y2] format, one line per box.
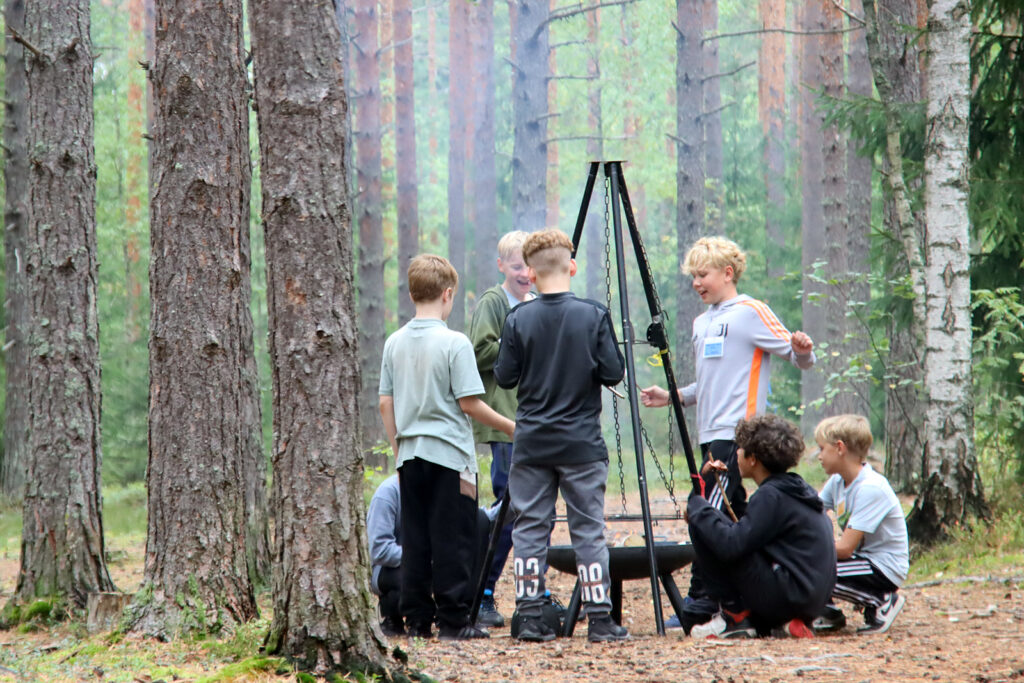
[468, 230, 533, 626]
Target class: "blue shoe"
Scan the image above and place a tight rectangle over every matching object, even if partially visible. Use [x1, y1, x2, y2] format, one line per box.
[665, 614, 682, 629]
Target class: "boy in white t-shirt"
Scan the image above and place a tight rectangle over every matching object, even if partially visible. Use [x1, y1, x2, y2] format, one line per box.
[814, 414, 909, 635]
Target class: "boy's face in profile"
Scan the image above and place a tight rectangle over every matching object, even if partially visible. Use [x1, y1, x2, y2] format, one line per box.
[499, 251, 532, 301]
[816, 439, 843, 476]
[690, 264, 734, 305]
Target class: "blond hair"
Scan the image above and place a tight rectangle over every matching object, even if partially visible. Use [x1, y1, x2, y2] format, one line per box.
[522, 229, 573, 277]
[407, 253, 458, 303]
[814, 414, 873, 461]
[497, 230, 530, 260]
[683, 236, 747, 283]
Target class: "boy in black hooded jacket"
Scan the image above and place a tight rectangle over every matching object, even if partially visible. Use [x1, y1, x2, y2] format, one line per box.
[687, 414, 836, 638]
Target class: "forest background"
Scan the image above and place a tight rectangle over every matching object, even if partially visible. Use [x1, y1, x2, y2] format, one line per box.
[0, 0, 1022, 679]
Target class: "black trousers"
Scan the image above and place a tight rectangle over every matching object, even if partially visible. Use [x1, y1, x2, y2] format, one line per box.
[398, 458, 477, 631]
[378, 566, 402, 622]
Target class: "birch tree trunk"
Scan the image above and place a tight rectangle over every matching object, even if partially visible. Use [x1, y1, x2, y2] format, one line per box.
[2, 0, 28, 500]
[354, 0, 387, 447]
[249, 0, 393, 672]
[862, 0, 926, 491]
[131, 0, 262, 638]
[395, 0, 419, 325]
[8, 0, 115, 609]
[908, 0, 988, 542]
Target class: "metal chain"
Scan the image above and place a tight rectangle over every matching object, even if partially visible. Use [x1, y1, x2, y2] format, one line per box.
[602, 176, 628, 516]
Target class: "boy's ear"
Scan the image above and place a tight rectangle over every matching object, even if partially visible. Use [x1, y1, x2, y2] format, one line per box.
[528, 267, 537, 283]
[442, 286, 454, 303]
[723, 265, 735, 282]
[569, 258, 578, 277]
[835, 439, 847, 456]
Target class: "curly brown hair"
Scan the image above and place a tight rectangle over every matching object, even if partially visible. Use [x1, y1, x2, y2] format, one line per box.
[733, 414, 805, 474]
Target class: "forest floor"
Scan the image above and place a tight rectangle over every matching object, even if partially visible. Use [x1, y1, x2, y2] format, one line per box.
[1, 493, 1024, 682]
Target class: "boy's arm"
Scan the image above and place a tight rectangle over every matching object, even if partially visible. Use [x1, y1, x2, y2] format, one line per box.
[468, 291, 504, 372]
[686, 486, 782, 561]
[459, 396, 515, 438]
[595, 309, 626, 386]
[366, 484, 402, 568]
[493, 317, 521, 389]
[378, 395, 400, 464]
[835, 527, 864, 560]
[741, 300, 816, 369]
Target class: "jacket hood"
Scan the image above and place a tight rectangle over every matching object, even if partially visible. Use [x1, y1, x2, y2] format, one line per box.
[762, 472, 824, 512]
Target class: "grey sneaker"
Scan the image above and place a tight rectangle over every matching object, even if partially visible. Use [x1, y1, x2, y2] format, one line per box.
[438, 624, 490, 640]
[857, 592, 905, 635]
[477, 594, 505, 628]
[587, 614, 629, 642]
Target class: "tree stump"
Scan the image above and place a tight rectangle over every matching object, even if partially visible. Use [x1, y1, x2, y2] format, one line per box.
[86, 592, 131, 634]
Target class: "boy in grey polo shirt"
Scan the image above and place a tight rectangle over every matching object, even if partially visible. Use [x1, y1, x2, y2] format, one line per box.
[379, 254, 514, 641]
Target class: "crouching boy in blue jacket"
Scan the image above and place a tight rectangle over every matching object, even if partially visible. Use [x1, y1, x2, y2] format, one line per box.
[687, 414, 836, 638]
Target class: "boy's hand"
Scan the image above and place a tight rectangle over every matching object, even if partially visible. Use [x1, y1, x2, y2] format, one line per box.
[701, 459, 727, 475]
[791, 330, 814, 355]
[640, 385, 670, 407]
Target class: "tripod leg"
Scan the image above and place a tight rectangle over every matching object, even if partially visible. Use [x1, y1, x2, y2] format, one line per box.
[470, 489, 510, 625]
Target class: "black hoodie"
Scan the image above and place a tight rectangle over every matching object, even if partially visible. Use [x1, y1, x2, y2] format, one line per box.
[687, 472, 837, 615]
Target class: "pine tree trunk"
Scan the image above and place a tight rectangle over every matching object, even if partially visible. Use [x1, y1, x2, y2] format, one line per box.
[908, 0, 988, 543]
[758, 0, 786, 278]
[862, 0, 926, 491]
[12, 0, 114, 608]
[546, 0, 559, 228]
[448, 0, 470, 331]
[395, 0, 419, 325]
[471, 0, 498, 301]
[819, 0, 847, 423]
[354, 0, 387, 449]
[702, 0, 723, 226]
[675, 0, 705, 379]
[840, 0, 873, 417]
[131, 0, 261, 638]
[249, 1, 393, 672]
[584, 3, 604, 302]
[511, 0, 550, 233]
[2, 0, 28, 501]
[799, 0, 826, 433]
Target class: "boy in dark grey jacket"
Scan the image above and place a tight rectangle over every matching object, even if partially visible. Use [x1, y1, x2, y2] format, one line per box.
[687, 414, 836, 638]
[494, 229, 627, 643]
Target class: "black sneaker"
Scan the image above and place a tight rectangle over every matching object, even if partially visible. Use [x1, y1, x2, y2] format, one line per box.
[587, 614, 629, 643]
[438, 624, 490, 640]
[406, 621, 433, 639]
[380, 616, 406, 637]
[477, 594, 505, 628]
[857, 592, 905, 635]
[719, 608, 757, 639]
[812, 604, 847, 633]
[516, 615, 557, 642]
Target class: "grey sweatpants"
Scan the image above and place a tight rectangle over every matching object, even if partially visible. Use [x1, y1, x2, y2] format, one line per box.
[509, 459, 612, 617]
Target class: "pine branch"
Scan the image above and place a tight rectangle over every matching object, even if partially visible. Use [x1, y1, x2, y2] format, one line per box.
[547, 134, 634, 143]
[703, 25, 863, 44]
[549, 74, 598, 81]
[830, 0, 866, 25]
[7, 26, 43, 60]
[536, 0, 637, 38]
[701, 60, 756, 83]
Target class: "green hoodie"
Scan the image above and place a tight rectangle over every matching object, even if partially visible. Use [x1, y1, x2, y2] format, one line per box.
[468, 284, 520, 443]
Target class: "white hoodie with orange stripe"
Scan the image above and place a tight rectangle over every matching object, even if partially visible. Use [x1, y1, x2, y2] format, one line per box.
[680, 294, 816, 444]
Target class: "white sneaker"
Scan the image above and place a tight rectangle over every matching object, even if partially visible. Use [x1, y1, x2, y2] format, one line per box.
[857, 592, 905, 635]
[690, 611, 726, 639]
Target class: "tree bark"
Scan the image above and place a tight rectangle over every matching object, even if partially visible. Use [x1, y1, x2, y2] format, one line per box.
[131, 0, 262, 638]
[249, 0, 393, 673]
[395, 0, 419, 325]
[758, 0, 786, 278]
[675, 0, 705, 379]
[799, 0, 826, 433]
[2, 0, 28, 501]
[511, 0, 550, 233]
[471, 0, 499, 301]
[818, 0, 847, 424]
[585, 2, 604, 302]
[354, 0, 387, 448]
[702, 0, 723, 227]
[448, 0, 471, 330]
[908, 0, 988, 543]
[11, 0, 115, 609]
[839, 0, 872, 417]
[862, 0, 926, 491]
